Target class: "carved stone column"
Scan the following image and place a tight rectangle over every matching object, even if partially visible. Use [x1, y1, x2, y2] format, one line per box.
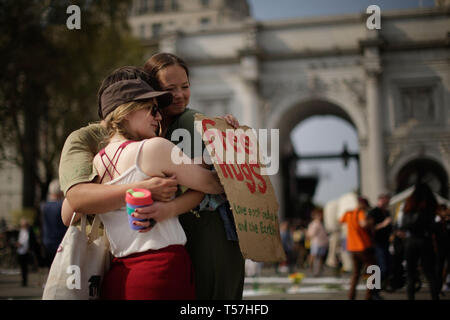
[238, 19, 262, 129]
[360, 32, 387, 202]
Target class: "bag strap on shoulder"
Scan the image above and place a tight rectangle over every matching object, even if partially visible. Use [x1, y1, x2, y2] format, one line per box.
[69, 212, 102, 243]
[69, 212, 87, 233]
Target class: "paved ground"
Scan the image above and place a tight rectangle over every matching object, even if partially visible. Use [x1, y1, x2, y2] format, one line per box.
[0, 268, 47, 300]
[1, 266, 448, 300]
[243, 266, 450, 300]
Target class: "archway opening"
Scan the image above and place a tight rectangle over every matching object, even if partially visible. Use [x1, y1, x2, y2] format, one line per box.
[396, 158, 449, 198]
[275, 98, 361, 223]
[292, 115, 359, 200]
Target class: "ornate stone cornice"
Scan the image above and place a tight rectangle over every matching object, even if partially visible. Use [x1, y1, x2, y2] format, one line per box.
[360, 31, 384, 76]
[364, 59, 382, 77]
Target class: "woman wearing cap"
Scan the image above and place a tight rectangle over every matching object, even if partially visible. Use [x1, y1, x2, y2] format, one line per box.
[140, 53, 245, 300]
[93, 73, 223, 300]
[60, 67, 180, 226]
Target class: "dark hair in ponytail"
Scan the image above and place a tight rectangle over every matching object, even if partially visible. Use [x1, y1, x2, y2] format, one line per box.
[403, 183, 437, 214]
[143, 52, 190, 90]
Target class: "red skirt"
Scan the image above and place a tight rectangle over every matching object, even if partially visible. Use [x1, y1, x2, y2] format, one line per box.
[101, 245, 195, 300]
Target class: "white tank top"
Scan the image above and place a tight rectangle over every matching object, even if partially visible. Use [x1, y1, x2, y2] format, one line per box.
[99, 139, 186, 258]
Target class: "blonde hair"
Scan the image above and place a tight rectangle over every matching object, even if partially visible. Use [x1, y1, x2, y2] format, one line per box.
[104, 99, 158, 141]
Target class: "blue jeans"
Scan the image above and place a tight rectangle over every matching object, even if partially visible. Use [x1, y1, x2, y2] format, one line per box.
[374, 245, 389, 283]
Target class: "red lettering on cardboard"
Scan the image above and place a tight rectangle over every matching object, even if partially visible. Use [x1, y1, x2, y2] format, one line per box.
[240, 163, 256, 193]
[239, 133, 254, 155]
[250, 164, 267, 194]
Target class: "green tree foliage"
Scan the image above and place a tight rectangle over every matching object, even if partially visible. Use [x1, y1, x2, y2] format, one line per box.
[0, 0, 146, 208]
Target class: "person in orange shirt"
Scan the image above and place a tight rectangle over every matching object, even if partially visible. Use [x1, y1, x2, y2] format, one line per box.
[340, 197, 378, 300]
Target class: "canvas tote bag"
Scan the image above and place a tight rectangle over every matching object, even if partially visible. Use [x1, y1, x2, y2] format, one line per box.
[42, 213, 111, 300]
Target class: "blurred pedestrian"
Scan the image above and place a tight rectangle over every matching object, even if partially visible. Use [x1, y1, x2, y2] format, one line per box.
[292, 223, 307, 269]
[386, 220, 407, 291]
[367, 193, 393, 290]
[41, 179, 67, 267]
[280, 221, 295, 273]
[434, 204, 450, 295]
[340, 197, 378, 300]
[0, 217, 6, 232]
[400, 183, 440, 300]
[307, 208, 329, 277]
[16, 218, 38, 287]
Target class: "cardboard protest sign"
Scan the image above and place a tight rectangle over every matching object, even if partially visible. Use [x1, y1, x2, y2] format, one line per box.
[195, 114, 286, 262]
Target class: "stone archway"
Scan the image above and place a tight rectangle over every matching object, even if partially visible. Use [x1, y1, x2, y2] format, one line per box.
[396, 157, 449, 198]
[266, 93, 366, 220]
[388, 150, 450, 199]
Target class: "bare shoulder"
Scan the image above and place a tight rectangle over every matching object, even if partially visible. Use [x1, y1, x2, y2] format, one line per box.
[138, 138, 177, 175]
[140, 138, 178, 167]
[93, 151, 109, 177]
[93, 152, 102, 168]
[142, 137, 175, 151]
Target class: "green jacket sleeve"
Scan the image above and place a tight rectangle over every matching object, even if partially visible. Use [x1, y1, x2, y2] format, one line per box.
[58, 123, 107, 195]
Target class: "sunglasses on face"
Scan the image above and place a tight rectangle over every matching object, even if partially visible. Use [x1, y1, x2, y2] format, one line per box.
[149, 105, 161, 117]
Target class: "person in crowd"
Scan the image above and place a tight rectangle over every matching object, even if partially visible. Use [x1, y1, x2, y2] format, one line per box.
[367, 193, 393, 290]
[307, 208, 329, 277]
[41, 179, 67, 267]
[340, 197, 379, 300]
[0, 218, 6, 232]
[280, 220, 295, 273]
[433, 203, 450, 295]
[385, 217, 407, 292]
[16, 218, 38, 287]
[292, 222, 308, 269]
[400, 183, 440, 300]
[141, 52, 245, 299]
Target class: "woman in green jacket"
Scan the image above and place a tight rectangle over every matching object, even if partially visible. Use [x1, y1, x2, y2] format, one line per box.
[135, 52, 245, 300]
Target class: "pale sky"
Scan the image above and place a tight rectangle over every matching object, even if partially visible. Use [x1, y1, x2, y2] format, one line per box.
[291, 117, 359, 206]
[248, 0, 435, 20]
[247, 0, 435, 205]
